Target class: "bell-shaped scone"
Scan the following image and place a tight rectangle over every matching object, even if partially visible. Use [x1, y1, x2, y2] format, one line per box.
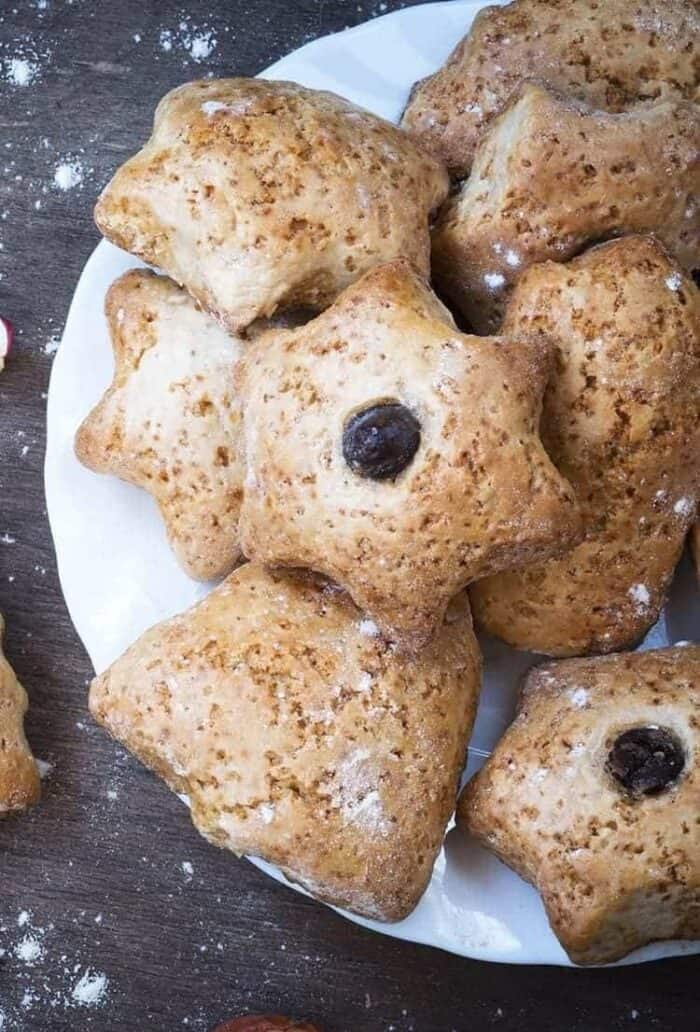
[75, 270, 245, 581]
[94, 78, 449, 333]
[89, 563, 482, 921]
[1, 614, 40, 814]
[401, 0, 699, 178]
[236, 260, 581, 643]
[458, 646, 700, 966]
[470, 238, 700, 657]
[431, 84, 700, 333]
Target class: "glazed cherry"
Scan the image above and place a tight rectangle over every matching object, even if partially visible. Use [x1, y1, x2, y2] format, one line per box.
[606, 726, 685, 797]
[342, 401, 421, 480]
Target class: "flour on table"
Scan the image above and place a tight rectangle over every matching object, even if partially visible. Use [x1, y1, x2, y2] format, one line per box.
[158, 18, 218, 63]
[53, 160, 84, 192]
[71, 969, 109, 1007]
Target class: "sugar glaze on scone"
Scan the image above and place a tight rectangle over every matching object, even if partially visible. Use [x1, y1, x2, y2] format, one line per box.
[470, 238, 699, 657]
[75, 270, 245, 581]
[432, 84, 700, 333]
[458, 646, 700, 966]
[0, 614, 40, 814]
[401, 0, 699, 177]
[95, 78, 449, 333]
[236, 260, 581, 644]
[90, 563, 482, 922]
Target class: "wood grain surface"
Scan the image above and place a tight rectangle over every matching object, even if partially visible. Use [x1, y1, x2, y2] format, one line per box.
[0, 2, 696, 1030]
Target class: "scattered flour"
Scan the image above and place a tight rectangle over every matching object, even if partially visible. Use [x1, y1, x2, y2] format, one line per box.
[202, 100, 229, 116]
[53, 160, 84, 192]
[44, 333, 60, 356]
[36, 758, 53, 779]
[158, 19, 218, 62]
[5, 57, 38, 87]
[358, 618, 379, 637]
[628, 583, 651, 609]
[71, 969, 109, 1008]
[673, 497, 693, 517]
[504, 249, 520, 267]
[484, 271, 505, 289]
[15, 934, 44, 965]
[569, 687, 589, 709]
[665, 272, 682, 291]
[257, 802, 275, 824]
[181, 860, 194, 880]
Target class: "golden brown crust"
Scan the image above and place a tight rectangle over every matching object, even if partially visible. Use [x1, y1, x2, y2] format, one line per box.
[89, 563, 482, 922]
[0, 614, 40, 815]
[470, 238, 700, 657]
[458, 646, 700, 966]
[236, 259, 581, 643]
[401, 0, 699, 177]
[95, 78, 449, 332]
[75, 270, 245, 581]
[431, 84, 699, 333]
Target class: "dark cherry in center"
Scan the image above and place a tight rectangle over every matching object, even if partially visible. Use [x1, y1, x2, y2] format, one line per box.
[342, 402, 421, 481]
[606, 726, 685, 797]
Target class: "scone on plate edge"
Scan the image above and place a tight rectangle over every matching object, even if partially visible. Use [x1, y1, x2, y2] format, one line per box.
[0, 614, 40, 815]
[75, 269, 245, 582]
[458, 646, 700, 966]
[401, 0, 699, 177]
[431, 84, 699, 333]
[95, 78, 449, 333]
[236, 259, 582, 644]
[89, 563, 482, 922]
[470, 237, 699, 657]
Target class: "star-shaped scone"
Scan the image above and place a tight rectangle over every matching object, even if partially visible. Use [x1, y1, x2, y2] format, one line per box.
[90, 563, 482, 922]
[75, 270, 245, 581]
[236, 260, 581, 643]
[431, 84, 699, 333]
[94, 78, 449, 333]
[401, 0, 699, 177]
[1, 614, 40, 815]
[458, 646, 700, 966]
[470, 238, 700, 657]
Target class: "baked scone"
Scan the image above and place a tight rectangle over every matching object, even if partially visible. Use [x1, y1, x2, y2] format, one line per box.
[0, 614, 40, 814]
[470, 238, 699, 657]
[431, 84, 700, 333]
[75, 270, 245, 581]
[458, 646, 700, 966]
[94, 78, 449, 333]
[236, 260, 581, 643]
[90, 563, 482, 922]
[401, 0, 699, 177]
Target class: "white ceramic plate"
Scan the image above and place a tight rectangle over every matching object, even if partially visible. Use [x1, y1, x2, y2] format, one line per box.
[45, 0, 699, 966]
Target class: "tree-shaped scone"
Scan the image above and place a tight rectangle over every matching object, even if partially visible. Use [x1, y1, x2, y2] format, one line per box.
[1, 614, 40, 814]
[432, 85, 699, 332]
[470, 238, 699, 657]
[401, 0, 698, 177]
[90, 563, 482, 921]
[95, 79, 449, 333]
[458, 646, 700, 965]
[75, 270, 245, 581]
[236, 260, 581, 642]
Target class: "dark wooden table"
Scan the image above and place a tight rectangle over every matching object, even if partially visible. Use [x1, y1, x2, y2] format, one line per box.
[0, 2, 695, 1030]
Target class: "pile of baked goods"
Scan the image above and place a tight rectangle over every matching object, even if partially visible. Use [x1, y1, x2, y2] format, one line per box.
[75, 0, 699, 966]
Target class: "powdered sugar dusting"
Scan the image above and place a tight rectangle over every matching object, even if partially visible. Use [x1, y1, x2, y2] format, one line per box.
[673, 497, 693, 517]
[53, 160, 84, 192]
[665, 272, 682, 291]
[330, 749, 390, 835]
[358, 618, 379, 637]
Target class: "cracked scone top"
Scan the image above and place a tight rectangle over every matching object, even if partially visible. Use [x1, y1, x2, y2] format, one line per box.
[89, 563, 482, 922]
[75, 270, 245, 582]
[431, 84, 699, 333]
[94, 78, 449, 332]
[236, 260, 581, 643]
[0, 614, 40, 814]
[401, 0, 699, 177]
[470, 238, 700, 657]
[458, 646, 700, 966]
